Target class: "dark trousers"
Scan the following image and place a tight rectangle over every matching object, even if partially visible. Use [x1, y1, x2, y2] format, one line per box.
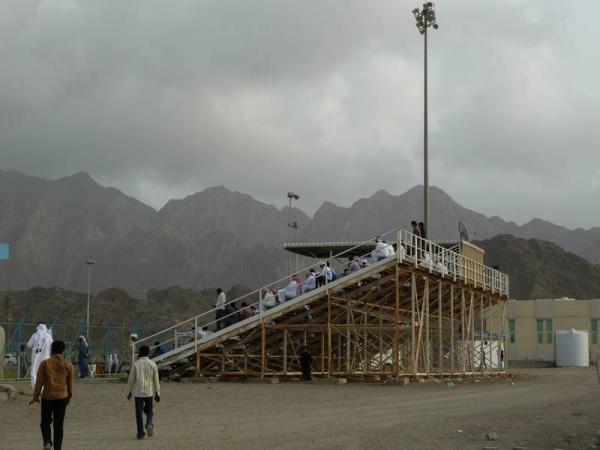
[316, 275, 326, 287]
[300, 360, 312, 381]
[41, 398, 68, 450]
[135, 396, 154, 438]
[216, 309, 227, 330]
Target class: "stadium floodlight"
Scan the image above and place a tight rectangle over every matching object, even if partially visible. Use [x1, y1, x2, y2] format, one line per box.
[412, 2, 439, 238]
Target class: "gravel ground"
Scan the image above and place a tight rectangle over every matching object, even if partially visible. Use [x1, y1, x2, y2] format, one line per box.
[1, 367, 600, 450]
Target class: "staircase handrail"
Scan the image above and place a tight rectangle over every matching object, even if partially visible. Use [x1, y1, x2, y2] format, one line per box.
[134, 225, 404, 351]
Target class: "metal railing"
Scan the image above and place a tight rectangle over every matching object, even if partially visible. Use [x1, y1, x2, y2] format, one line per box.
[134, 228, 509, 361]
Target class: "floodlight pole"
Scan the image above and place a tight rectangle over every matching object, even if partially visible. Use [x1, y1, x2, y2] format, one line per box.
[423, 16, 429, 239]
[85, 260, 96, 342]
[288, 196, 292, 274]
[413, 2, 438, 239]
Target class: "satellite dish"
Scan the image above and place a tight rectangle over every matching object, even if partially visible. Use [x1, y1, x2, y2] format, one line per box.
[458, 222, 470, 242]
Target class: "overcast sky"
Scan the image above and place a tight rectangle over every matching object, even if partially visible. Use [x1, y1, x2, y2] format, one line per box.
[1, 1, 599, 229]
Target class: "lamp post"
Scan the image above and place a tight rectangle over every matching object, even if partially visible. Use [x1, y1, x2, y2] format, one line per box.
[286, 192, 300, 274]
[412, 2, 438, 238]
[290, 221, 299, 272]
[85, 260, 96, 342]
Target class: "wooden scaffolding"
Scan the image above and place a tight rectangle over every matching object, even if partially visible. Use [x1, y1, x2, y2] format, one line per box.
[194, 262, 508, 379]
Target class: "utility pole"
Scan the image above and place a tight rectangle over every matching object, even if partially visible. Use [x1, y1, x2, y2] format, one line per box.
[412, 2, 438, 238]
[85, 260, 96, 342]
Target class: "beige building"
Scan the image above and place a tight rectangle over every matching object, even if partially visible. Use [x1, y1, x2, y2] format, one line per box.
[507, 298, 600, 362]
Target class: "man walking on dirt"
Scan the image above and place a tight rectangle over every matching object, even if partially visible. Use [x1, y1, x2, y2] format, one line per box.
[30, 340, 75, 450]
[127, 344, 160, 440]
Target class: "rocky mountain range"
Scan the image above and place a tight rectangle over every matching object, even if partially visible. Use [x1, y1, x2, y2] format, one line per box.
[2, 169, 600, 297]
[478, 235, 600, 300]
[2, 235, 599, 341]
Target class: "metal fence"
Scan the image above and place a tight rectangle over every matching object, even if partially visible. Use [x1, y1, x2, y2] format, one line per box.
[0, 321, 142, 380]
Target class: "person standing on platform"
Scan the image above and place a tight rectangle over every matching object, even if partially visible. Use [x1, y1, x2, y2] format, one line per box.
[127, 345, 160, 440]
[78, 336, 90, 378]
[418, 222, 426, 241]
[30, 340, 74, 450]
[410, 221, 421, 256]
[215, 288, 227, 330]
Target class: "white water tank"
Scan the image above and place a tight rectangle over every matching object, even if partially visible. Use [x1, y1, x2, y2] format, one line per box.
[555, 329, 589, 367]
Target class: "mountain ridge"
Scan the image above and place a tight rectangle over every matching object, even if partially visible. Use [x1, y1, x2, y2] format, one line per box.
[3, 169, 600, 293]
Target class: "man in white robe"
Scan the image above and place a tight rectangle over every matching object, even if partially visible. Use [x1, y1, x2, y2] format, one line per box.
[373, 238, 388, 261]
[112, 352, 120, 374]
[27, 323, 53, 391]
[129, 333, 138, 370]
[107, 353, 114, 375]
[277, 278, 298, 303]
[303, 270, 317, 293]
[348, 257, 361, 273]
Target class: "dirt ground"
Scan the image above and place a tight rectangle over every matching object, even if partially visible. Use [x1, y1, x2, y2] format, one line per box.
[1, 367, 600, 450]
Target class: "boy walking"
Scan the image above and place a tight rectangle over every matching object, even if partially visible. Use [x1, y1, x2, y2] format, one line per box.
[30, 340, 75, 450]
[127, 344, 160, 439]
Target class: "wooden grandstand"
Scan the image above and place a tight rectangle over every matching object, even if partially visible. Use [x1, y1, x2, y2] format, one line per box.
[136, 228, 509, 379]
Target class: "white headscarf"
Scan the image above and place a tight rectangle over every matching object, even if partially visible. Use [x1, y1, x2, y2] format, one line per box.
[28, 324, 50, 350]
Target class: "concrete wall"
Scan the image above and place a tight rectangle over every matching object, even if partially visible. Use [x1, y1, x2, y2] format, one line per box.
[507, 299, 600, 362]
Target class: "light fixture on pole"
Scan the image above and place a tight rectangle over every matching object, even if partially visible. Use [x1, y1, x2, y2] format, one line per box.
[286, 192, 300, 274]
[412, 2, 438, 239]
[85, 259, 96, 342]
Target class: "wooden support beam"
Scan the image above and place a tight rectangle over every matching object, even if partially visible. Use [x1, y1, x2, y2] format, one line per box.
[197, 346, 201, 376]
[393, 263, 400, 376]
[346, 302, 351, 373]
[469, 291, 475, 373]
[261, 324, 266, 379]
[461, 288, 466, 375]
[363, 305, 368, 373]
[283, 329, 288, 376]
[480, 293, 484, 373]
[321, 332, 325, 373]
[411, 273, 416, 374]
[425, 277, 430, 375]
[450, 284, 454, 375]
[488, 294, 492, 373]
[327, 291, 332, 376]
[438, 280, 442, 373]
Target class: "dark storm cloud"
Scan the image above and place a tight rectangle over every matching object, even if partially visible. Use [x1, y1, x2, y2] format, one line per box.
[1, 0, 598, 228]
